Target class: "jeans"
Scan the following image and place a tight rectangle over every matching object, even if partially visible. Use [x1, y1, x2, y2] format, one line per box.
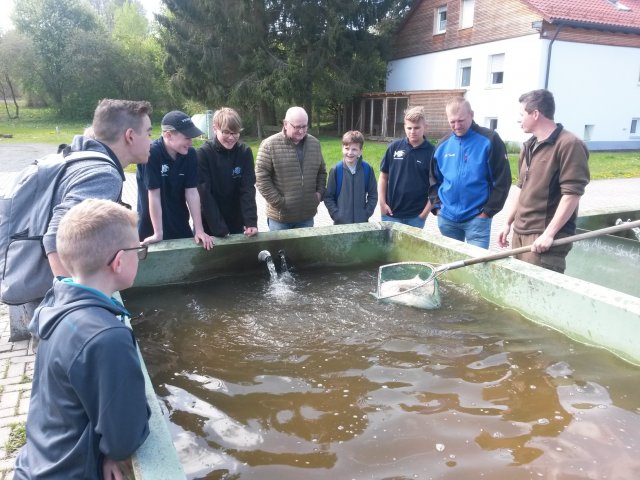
[437, 215, 492, 249]
[381, 214, 426, 229]
[267, 217, 314, 231]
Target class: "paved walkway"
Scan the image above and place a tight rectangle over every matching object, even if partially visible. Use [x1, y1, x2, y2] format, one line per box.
[0, 142, 638, 477]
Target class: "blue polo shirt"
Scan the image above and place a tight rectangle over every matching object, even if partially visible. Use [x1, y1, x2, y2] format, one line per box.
[380, 137, 434, 218]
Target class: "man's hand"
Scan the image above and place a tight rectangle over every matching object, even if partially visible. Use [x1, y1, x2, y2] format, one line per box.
[244, 226, 258, 237]
[531, 231, 554, 253]
[380, 203, 393, 216]
[194, 230, 214, 250]
[497, 224, 511, 248]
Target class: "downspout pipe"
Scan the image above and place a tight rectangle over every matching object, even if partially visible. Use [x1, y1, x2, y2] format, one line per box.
[544, 22, 564, 89]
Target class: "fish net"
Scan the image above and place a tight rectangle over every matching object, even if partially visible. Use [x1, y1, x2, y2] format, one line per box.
[374, 262, 441, 309]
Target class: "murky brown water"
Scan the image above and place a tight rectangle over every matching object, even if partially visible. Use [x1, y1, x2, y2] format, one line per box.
[125, 266, 640, 480]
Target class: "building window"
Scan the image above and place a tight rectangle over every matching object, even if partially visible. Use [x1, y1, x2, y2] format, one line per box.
[486, 118, 498, 131]
[488, 53, 505, 86]
[434, 6, 447, 34]
[631, 118, 639, 136]
[584, 124, 594, 142]
[457, 58, 471, 87]
[460, 0, 475, 29]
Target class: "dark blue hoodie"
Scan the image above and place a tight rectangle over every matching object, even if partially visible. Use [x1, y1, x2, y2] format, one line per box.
[14, 279, 149, 479]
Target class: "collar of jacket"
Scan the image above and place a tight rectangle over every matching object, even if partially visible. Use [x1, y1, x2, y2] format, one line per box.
[525, 123, 564, 148]
[211, 137, 239, 154]
[281, 131, 307, 147]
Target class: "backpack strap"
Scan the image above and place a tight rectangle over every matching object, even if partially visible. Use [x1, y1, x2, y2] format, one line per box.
[362, 161, 371, 190]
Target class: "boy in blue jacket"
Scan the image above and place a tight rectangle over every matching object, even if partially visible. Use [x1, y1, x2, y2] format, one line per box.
[324, 130, 377, 224]
[15, 199, 150, 479]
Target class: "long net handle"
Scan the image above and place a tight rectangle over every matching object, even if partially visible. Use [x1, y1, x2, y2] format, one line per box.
[447, 218, 640, 270]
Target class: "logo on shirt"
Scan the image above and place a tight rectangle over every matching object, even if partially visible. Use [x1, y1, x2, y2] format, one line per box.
[232, 166, 242, 178]
[393, 150, 407, 159]
[444, 153, 456, 158]
[161, 164, 170, 176]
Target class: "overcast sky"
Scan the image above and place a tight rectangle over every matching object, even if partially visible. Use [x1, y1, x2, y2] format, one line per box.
[0, 0, 163, 33]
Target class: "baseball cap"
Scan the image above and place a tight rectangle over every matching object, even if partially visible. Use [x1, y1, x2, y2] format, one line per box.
[161, 111, 203, 138]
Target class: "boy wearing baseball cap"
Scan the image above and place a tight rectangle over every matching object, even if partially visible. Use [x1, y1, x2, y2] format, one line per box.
[137, 110, 214, 249]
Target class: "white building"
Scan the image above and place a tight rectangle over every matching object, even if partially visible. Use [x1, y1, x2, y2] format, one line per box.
[382, 0, 640, 149]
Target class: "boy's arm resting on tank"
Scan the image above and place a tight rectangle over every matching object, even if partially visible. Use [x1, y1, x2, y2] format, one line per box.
[70, 326, 150, 460]
[142, 188, 163, 244]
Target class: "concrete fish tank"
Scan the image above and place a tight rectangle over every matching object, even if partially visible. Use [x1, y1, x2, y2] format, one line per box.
[566, 209, 640, 297]
[124, 222, 640, 479]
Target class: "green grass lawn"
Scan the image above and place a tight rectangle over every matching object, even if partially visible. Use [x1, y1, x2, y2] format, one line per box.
[2, 107, 639, 180]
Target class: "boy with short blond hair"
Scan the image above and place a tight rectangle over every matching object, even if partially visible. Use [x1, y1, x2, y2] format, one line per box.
[324, 130, 377, 224]
[15, 199, 150, 480]
[378, 106, 434, 228]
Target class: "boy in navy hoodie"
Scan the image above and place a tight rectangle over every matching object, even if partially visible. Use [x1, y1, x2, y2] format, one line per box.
[324, 130, 377, 224]
[15, 199, 150, 479]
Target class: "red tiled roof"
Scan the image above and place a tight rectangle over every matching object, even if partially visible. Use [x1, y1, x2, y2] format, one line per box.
[522, 0, 640, 30]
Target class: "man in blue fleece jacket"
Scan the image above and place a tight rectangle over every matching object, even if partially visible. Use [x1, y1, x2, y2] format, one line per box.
[429, 97, 511, 248]
[14, 199, 150, 479]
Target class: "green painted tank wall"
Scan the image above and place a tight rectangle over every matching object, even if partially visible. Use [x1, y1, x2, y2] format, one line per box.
[129, 222, 640, 478]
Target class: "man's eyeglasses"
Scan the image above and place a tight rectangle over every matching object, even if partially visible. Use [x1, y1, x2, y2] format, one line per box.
[287, 122, 308, 131]
[108, 245, 148, 265]
[221, 130, 240, 137]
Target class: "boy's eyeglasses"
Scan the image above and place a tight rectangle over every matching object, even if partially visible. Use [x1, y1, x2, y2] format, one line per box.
[108, 245, 148, 266]
[221, 130, 240, 137]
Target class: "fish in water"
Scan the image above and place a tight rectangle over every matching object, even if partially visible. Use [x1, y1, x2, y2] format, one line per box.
[375, 274, 441, 309]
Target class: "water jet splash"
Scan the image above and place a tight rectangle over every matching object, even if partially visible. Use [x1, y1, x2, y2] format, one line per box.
[258, 250, 277, 279]
[278, 249, 289, 272]
[258, 249, 296, 300]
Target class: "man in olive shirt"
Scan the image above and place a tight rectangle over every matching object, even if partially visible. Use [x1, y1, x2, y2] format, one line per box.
[498, 89, 590, 273]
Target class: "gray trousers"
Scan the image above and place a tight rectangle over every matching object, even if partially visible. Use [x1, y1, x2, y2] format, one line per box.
[9, 301, 39, 342]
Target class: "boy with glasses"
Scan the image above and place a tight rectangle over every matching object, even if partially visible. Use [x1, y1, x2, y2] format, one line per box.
[15, 199, 150, 479]
[196, 107, 258, 237]
[256, 106, 327, 230]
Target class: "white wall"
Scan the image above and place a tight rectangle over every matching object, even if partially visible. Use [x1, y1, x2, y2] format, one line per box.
[387, 35, 640, 145]
[387, 35, 543, 143]
[548, 41, 640, 143]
